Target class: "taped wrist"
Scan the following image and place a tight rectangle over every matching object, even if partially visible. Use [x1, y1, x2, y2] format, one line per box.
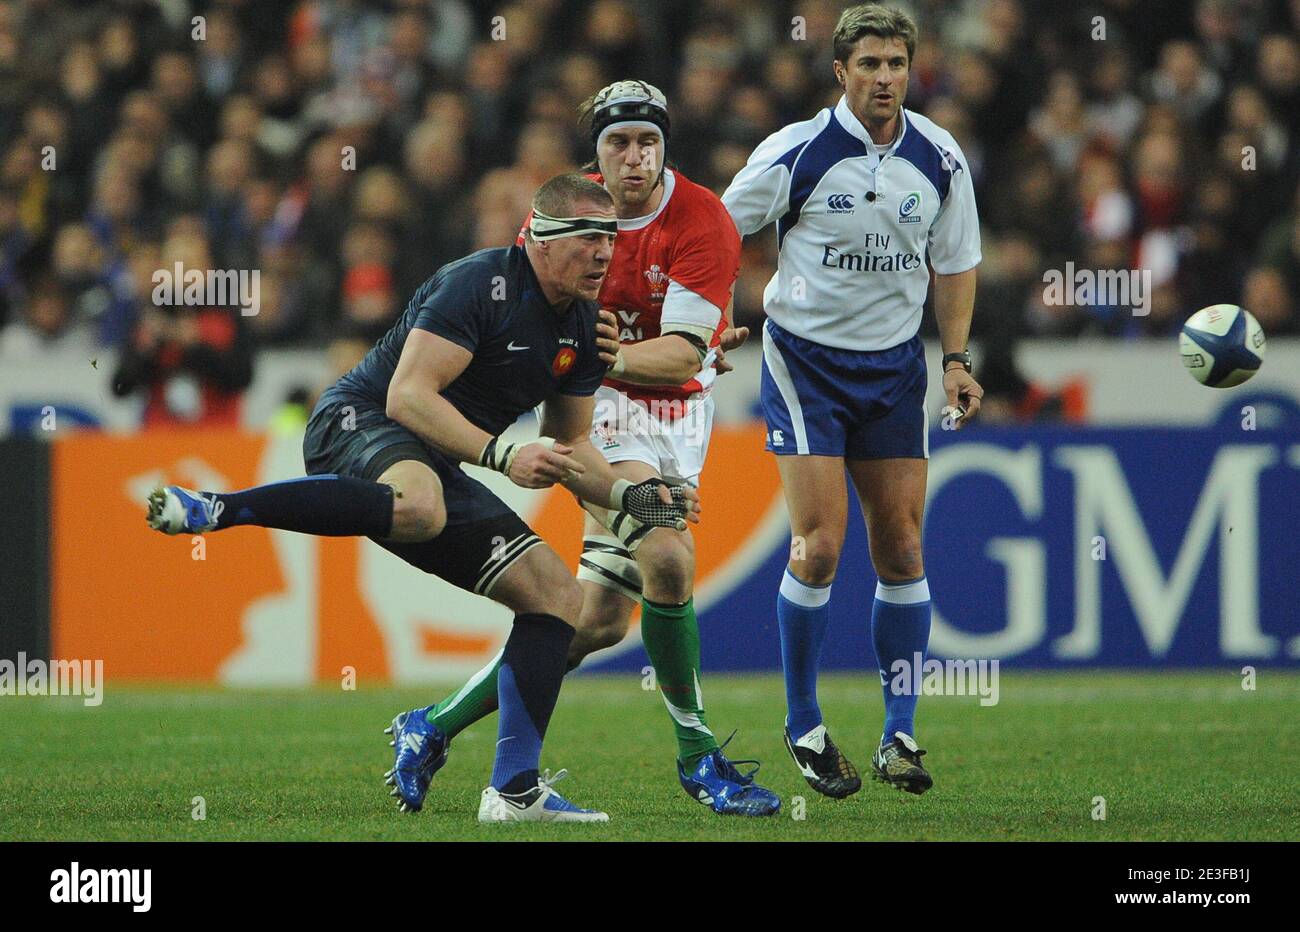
[479, 435, 519, 475]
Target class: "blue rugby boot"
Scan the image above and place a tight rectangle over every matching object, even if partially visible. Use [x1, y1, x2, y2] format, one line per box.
[677, 738, 781, 817]
[146, 485, 224, 534]
[383, 706, 449, 813]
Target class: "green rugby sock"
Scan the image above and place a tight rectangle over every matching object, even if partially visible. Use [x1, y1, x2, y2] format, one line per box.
[427, 646, 589, 739]
[640, 596, 717, 767]
[427, 651, 501, 739]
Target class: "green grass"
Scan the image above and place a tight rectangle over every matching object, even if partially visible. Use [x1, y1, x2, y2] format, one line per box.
[1, 672, 1297, 841]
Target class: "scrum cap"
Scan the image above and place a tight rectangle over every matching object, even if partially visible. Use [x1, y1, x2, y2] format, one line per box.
[589, 80, 670, 144]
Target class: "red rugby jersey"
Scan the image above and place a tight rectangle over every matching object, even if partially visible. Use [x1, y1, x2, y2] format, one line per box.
[519, 169, 741, 413]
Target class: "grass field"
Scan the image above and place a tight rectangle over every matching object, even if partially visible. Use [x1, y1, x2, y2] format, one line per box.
[1, 671, 1297, 841]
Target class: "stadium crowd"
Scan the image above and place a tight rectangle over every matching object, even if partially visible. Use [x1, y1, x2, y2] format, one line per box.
[1, 0, 1298, 422]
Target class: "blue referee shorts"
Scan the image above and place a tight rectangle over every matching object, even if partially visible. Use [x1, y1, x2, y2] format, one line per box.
[759, 319, 928, 459]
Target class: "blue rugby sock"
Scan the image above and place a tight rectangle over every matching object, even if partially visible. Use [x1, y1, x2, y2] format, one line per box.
[871, 576, 932, 745]
[777, 569, 832, 740]
[208, 474, 394, 537]
[491, 613, 575, 794]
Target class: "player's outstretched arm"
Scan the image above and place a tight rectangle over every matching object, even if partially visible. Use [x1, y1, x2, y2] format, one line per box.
[540, 392, 700, 529]
[596, 278, 744, 385]
[595, 309, 704, 386]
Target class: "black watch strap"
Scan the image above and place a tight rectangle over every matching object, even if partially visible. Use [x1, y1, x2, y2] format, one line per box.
[942, 351, 972, 373]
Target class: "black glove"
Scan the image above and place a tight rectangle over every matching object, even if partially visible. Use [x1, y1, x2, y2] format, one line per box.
[615, 478, 690, 532]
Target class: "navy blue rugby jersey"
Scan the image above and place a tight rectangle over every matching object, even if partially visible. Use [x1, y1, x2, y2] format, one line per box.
[331, 245, 607, 437]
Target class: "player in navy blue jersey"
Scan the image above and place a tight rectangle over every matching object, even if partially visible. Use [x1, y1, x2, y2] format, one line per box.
[146, 173, 699, 822]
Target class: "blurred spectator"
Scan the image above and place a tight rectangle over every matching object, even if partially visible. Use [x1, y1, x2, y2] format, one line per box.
[111, 224, 253, 427]
[1241, 265, 1294, 334]
[0, 0, 1294, 394]
[473, 121, 573, 248]
[196, 7, 245, 100]
[269, 385, 313, 435]
[1028, 70, 1089, 174]
[1086, 49, 1144, 152]
[976, 344, 1088, 424]
[0, 273, 96, 355]
[338, 261, 399, 342]
[1256, 34, 1300, 132]
[1147, 40, 1223, 128]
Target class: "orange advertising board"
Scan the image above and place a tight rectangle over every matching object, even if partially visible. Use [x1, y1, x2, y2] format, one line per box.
[50, 426, 785, 682]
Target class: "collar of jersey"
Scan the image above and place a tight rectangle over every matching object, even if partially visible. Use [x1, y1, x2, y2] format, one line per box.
[517, 245, 549, 306]
[615, 168, 676, 232]
[835, 95, 907, 157]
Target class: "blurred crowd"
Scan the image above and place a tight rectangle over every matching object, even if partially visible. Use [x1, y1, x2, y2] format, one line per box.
[1, 0, 1298, 423]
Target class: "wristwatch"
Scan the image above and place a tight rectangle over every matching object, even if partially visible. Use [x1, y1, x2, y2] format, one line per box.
[942, 350, 972, 373]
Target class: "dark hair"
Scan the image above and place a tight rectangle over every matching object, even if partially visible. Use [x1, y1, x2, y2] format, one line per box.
[833, 4, 919, 66]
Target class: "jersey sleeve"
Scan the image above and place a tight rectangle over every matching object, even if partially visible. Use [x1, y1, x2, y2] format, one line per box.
[927, 137, 982, 275]
[721, 127, 803, 237]
[662, 192, 740, 328]
[412, 273, 490, 352]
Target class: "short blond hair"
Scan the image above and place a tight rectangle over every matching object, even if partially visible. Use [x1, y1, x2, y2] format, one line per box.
[532, 172, 613, 218]
[833, 4, 919, 66]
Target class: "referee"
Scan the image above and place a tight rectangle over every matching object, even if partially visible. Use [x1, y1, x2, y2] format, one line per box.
[723, 4, 983, 799]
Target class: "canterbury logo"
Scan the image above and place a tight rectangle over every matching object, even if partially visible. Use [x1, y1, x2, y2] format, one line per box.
[826, 194, 855, 212]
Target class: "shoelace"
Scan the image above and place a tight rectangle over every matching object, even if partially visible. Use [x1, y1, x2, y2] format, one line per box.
[714, 731, 761, 785]
[539, 768, 570, 792]
[532, 769, 581, 809]
[202, 493, 225, 526]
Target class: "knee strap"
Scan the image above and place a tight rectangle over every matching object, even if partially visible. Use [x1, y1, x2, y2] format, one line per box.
[577, 534, 643, 601]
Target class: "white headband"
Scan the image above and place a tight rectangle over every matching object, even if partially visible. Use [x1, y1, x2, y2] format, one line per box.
[528, 209, 617, 241]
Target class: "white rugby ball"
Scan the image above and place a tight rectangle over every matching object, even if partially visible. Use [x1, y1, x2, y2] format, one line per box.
[1179, 304, 1265, 388]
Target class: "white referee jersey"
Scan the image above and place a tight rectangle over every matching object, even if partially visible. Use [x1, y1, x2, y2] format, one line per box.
[722, 96, 981, 351]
